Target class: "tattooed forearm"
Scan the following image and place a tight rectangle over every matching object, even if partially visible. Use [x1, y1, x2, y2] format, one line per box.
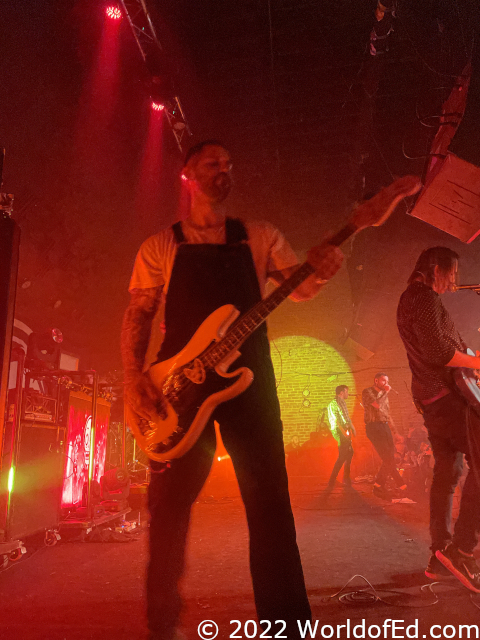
[121, 287, 163, 382]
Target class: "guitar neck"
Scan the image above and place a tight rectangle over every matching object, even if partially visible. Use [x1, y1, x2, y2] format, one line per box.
[202, 221, 359, 368]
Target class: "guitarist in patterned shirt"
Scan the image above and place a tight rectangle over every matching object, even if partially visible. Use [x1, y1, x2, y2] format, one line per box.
[397, 246, 480, 592]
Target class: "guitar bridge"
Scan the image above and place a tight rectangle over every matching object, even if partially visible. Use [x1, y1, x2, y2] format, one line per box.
[146, 424, 186, 455]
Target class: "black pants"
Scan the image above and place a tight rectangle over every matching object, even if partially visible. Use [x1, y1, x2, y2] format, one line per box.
[147, 399, 311, 639]
[365, 422, 404, 487]
[328, 438, 353, 486]
[422, 392, 480, 554]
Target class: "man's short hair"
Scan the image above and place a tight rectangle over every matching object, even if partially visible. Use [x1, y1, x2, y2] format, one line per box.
[407, 246, 459, 286]
[335, 385, 348, 395]
[183, 139, 226, 168]
[374, 372, 387, 381]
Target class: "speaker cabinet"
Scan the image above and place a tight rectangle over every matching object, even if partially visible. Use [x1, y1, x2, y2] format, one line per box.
[0, 216, 20, 461]
[8, 424, 65, 540]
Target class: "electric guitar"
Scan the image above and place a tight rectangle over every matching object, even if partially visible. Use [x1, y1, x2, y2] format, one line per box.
[126, 175, 421, 462]
[453, 348, 480, 410]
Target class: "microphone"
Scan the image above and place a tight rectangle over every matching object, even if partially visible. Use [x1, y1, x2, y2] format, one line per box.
[452, 284, 480, 294]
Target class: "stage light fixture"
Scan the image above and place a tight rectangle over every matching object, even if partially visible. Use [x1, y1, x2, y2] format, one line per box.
[106, 6, 122, 20]
[101, 467, 130, 503]
[148, 65, 176, 112]
[52, 328, 63, 343]
[103, 467, 129, 490]
[27, 328, 63, 369]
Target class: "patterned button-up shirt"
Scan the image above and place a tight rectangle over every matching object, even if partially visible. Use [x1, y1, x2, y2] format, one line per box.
[328, 396, 350, 429]
[327, 396, 352, 443]
[362, 386, 391, 424]
[397, 281, 466, 402]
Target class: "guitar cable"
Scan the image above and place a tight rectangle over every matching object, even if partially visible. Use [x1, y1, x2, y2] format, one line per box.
[319, 573, 440, 608]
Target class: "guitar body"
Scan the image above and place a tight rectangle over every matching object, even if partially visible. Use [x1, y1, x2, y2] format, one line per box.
[454, 368, 480, 408]
[453, 348, 480, 411]
[127, 304, 254, 462]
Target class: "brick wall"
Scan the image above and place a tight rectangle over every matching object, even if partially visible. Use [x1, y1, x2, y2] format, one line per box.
[266, 270, 426, 478]
[270, 334, 356, 445]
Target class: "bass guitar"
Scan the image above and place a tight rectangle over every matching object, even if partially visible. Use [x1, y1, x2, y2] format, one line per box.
[127, 175, 421, 462]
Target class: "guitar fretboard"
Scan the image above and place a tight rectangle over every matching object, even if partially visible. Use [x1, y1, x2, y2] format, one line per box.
[201, 261, 315, 368]
[200, 222, 362, 369]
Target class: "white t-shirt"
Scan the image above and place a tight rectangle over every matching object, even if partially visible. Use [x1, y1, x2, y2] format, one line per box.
[129, 218, 300, 297]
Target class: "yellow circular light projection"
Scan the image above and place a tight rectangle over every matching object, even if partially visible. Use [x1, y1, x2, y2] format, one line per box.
[270, 335, 354, 446]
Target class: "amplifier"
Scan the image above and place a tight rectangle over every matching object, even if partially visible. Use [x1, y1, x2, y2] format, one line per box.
[23, 391, 57, 423]
[7, 423, 65, 540]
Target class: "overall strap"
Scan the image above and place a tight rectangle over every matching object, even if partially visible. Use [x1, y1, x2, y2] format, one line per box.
[171, 221, 186, 244]
[226, 217, 248, 244]
[172, 218, 248, 245]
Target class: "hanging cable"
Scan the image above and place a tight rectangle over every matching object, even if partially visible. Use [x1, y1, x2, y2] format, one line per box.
[266, 0, 281, 215]
[395, 7, 473, 79]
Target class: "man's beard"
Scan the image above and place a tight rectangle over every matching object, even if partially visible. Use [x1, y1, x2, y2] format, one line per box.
[207, 173, 231, 202]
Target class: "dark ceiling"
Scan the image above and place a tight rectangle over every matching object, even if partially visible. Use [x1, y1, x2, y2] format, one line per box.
[2, 0, 479, 372]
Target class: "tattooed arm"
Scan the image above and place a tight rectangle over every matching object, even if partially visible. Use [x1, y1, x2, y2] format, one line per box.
[121, 286, 164, 420]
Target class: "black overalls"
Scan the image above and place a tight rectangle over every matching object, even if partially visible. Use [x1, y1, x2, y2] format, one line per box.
[147, 218, 311, 639]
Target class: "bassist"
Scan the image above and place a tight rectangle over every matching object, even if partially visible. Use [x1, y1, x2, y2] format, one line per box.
[121, 140, 343, 640]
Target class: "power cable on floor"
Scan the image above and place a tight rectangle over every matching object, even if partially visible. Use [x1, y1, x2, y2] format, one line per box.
[321, 573, 439, 608]
[0, 546, 44, 575]
[470, 593, 480, 611]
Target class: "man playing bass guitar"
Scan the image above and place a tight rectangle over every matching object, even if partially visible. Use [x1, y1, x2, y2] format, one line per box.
[397, 246, 480, 592]
[122, 139, 419, 640]
[122, 140, 343, 640]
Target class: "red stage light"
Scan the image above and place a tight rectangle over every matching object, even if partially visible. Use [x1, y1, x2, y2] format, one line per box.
[106, 6, 122, 20]
[151, 101, 165, 112]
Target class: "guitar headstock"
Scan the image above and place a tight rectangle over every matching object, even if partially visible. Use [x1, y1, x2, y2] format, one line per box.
[351, 175, 422, 232]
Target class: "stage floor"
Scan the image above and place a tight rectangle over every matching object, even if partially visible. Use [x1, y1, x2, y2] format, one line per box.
[0, 478, 479, 639]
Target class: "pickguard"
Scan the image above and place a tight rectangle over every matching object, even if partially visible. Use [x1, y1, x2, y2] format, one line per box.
[149, 366, 243, 455]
